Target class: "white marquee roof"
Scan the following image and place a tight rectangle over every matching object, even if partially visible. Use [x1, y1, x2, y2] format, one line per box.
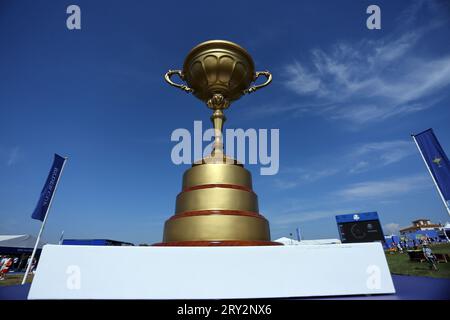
[0, 234, 46, 249]
[275, 237, 341, 245]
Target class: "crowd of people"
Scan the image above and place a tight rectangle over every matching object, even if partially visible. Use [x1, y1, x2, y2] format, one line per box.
[387, 237, 442, 271]
[390, 236, 442, 253]
[0, 255, 37, 280]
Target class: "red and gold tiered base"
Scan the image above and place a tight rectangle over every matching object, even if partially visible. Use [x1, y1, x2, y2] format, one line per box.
[153, 162, 281, 247]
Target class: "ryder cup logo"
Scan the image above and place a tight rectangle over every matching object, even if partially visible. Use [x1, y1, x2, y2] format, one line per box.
[353, 214, 360, 221]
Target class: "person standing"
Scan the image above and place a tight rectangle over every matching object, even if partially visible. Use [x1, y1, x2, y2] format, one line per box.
[30, 258, 37, 274]
[0, 256, 13, 280]
[422, 242, 438, 271]
[12, 257, 19, 272]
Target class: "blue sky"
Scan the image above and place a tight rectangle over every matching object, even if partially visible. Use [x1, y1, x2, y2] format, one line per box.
[1, 0, 450, 244]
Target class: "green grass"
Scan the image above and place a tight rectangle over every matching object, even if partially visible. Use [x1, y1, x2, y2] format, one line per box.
[0, 274, 34, 286]
[385, 243, 450, 279]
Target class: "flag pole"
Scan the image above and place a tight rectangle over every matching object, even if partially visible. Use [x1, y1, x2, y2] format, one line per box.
[22, 157, 67, 285]
[296, 227, 302, 241]
[412, 135, 450, 216]
[59, 230, 65, 245]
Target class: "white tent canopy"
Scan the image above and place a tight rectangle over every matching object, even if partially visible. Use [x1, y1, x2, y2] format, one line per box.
[275, 237, 341, 246]
[0, 234, 46, 250]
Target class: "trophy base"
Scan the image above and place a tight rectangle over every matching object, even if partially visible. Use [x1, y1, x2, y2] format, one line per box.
[159, 157, 276, 246]
[158, 210, 274, 245]
[152, 240, 282, 246]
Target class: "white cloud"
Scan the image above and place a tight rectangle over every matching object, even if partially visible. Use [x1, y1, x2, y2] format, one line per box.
[7, 147, 20, 166]
[274, 167, 339, 189]
[282, 2, 450, 124]
[273, 139, 416, 189]
[272, 208, 353, 225]
[383, 222, 401, 235]
[336, 175, 429, 200]
[0, 146, 21, 166]
[273, 179, 298, 190]
[285, 62, 321, 95]
[269, 175, 430, 225]
[349, 161, 369, 174]
[348, 140, 416, 173]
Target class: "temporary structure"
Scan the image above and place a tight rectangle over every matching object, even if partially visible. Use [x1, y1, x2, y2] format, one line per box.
[275, 237, 341, 246]
[0, 234, 46, 254]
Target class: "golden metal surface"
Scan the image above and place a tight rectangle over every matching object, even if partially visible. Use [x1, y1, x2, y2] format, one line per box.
[163, 214, 270, 242]
[164, 40, 272, 104]
[160, 40, 275, 245]
[193, 154, 241, 166]
[164, 40, 272, 164]
[210, 108, 226, 155]
[175, 187, 258, 214]
[185, 40, 255, 102]
[182, 164, 252, 189]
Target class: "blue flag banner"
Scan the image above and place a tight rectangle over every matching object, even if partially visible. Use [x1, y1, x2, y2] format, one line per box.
[31, 154, 66, 221]
[413, 129, 450, 206]
[295, 227, 301, 241]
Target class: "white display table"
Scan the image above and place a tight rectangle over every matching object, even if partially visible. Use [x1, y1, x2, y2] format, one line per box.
[28, 243, 395, 299]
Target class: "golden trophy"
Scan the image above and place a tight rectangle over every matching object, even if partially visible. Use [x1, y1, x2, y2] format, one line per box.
[154, 40, 280, 246]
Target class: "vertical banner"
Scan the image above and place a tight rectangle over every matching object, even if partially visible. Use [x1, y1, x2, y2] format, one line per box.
[23, 153, 67, 285]
[413, 129, 450, 214]
[31, 154, 66, 221]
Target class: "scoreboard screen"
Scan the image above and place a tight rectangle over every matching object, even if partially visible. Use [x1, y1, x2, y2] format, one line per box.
[336, 212, 385, 244]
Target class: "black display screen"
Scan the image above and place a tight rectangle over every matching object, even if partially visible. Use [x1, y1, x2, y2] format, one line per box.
[338, 219, 385, 243]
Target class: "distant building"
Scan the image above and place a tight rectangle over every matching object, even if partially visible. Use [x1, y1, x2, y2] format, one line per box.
[399, 219, 442, 235]
[399, 219, 449, 242]
[0, 234, 46, 271]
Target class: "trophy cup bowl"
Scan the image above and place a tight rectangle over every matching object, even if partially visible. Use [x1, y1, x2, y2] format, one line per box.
[165, 40, 272, 107]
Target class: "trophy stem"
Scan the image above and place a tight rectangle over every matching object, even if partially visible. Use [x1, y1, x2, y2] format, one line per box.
[211, 109, 226, 156]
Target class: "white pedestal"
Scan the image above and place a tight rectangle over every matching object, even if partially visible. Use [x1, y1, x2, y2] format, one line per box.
[28, 243, 395, 299]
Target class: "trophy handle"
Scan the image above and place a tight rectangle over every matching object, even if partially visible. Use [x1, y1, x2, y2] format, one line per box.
[164, 70, 194, 93]
[244, 71, 272, 94]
